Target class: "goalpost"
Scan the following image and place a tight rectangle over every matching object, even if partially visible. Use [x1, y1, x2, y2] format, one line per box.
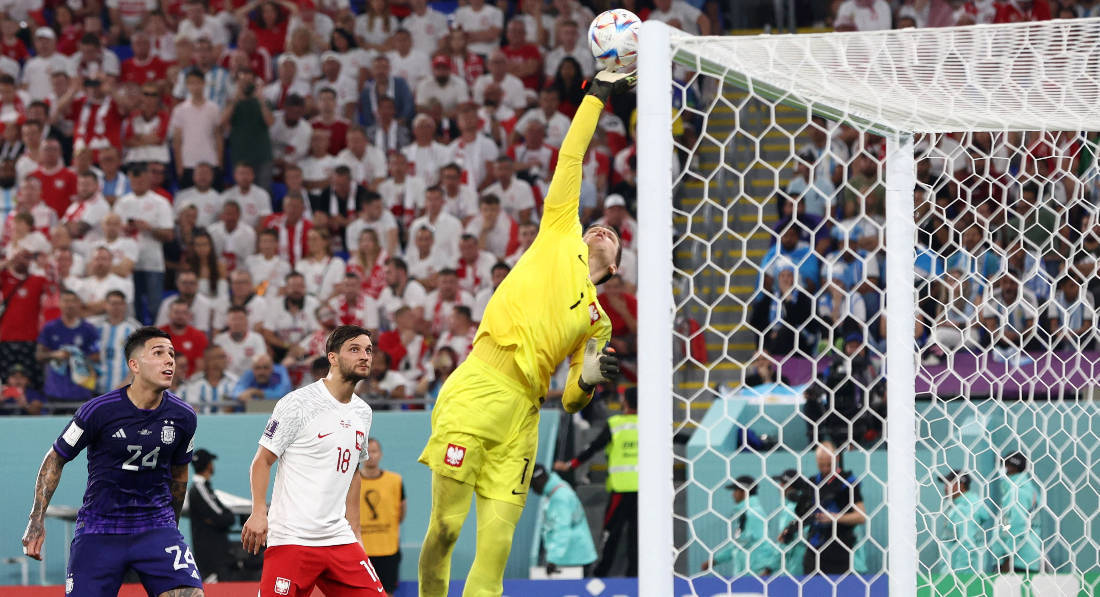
[638, 18, 1100, 597]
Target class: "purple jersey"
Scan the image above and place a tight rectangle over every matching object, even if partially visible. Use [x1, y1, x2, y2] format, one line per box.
[52, 386, 197, 536]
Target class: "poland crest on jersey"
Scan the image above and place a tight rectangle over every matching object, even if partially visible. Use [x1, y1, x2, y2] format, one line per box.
[275, 576, 291, 595]
[161, 425, 176, 445]
[445, 443, 466, 467]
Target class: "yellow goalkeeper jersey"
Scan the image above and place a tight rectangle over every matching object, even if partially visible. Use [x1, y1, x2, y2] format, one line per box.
[474, 94, 612, 405]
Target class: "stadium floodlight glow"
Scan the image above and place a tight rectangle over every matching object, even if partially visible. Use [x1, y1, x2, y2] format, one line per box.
[639, 17, 1100, 597]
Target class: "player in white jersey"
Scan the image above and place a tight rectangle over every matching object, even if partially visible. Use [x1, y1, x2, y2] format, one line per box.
[242, 325, 385, 596]
[92, 290, 142, 393]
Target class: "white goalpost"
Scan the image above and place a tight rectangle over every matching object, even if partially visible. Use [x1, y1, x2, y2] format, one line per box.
[638, 17, 1100, 597]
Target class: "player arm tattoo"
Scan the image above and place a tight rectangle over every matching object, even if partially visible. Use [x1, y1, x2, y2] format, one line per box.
[28, 450, 65, 523]
[170, 464, 189, 522]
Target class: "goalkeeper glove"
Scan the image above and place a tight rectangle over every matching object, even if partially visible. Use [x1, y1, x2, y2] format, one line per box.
[579, 339, 620, 393]
[584, 70, 637, 103]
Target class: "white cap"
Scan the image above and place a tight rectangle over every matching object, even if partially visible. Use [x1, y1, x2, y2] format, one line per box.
[604, 194, 626, 209]
[320, 51, 341, 63]
[35, 27, 56, 40]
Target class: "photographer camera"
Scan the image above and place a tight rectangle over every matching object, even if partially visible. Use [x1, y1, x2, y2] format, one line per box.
[803, 441, 867, 575]
[774, 469, 812, 575]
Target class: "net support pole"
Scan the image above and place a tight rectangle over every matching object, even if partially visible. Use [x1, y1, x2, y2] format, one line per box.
[637, 20, 674, 597]
[885, 133, 917, 595]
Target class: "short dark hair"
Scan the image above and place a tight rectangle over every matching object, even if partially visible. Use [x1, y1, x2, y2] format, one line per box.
[59, 288, 80, 301]
[453, 305, 472, 321]
[105, 289, 127, 302]
[491, 261, 511, 275]
[227, 305, 248, 316]
[285, 93, 305, 107]
[185, 68, 205, 81]
[362, 190, 381, 204]
[0, 74, 14, 86]
[235, 162, 255, 172]
[386, 256, 408, 272]
[333, 164, 352, 178]
[311, 356, 330, 377]
[624, 386, 637, 410]
[479, 194, 500, 206]
[259, 227, 279, 240]
[128, 161, 149, 176]
[587, 224, 623, 268]
[123, 326, 172, 361]
[326, 324, 372, 354]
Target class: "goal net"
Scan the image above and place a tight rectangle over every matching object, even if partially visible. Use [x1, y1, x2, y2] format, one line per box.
[636, 18, 1100, 597]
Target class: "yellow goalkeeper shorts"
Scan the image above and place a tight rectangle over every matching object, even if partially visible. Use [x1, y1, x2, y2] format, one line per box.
[418, 347, 541, 507]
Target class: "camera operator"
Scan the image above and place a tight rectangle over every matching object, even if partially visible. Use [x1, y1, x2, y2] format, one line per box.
[773, 468, 810, 575]
[803, 441, 866, 575]
[803, 333, 884, 445]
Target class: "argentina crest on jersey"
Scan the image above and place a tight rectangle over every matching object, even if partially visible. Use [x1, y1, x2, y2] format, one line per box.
[161, 425, 176, 445]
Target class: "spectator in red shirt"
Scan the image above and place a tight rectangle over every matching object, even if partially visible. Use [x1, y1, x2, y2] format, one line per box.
[597, 274, 637, 359]
[121, 32, 172, 89]
[0, 249, 51, 389]
[501, 18, 543, 91]
[54, 5, 84, 56]
[222, 28, 273, 82]
[0, 17, 29, 63]
[311, 87, 349, 155]
[994, 0, 1051, 22]
[30, 139, 77, 217]
[238, 0, 291, 57]
[159, 299, 208, 377]
[0, 74, 25, 136]
[54, 75, 126, 159]
[443, 29, 486, 90]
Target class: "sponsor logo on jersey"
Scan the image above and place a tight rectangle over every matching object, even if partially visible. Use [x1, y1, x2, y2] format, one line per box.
[588, 302, 601, 325]
[445, 443, 466, 467]
[112, 428, 127, 439]
[274, 577, 291, 595]
[264, 419, 279, 439]
[340, 419, 351, 428]
[161, 425, 176, 444]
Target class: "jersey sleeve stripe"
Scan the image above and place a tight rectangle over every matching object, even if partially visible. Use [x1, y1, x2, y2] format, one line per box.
[79, 395, 123, 418]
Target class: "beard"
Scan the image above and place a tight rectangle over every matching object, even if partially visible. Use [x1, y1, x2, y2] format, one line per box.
[337, 358, 370, 384]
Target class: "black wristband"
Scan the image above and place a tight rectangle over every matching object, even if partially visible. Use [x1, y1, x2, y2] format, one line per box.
[578, 378, 595, 394]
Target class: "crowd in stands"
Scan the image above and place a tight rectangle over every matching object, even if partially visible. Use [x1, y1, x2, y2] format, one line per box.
[744, 1, 1100, 444]
[0, 0, 669, 415]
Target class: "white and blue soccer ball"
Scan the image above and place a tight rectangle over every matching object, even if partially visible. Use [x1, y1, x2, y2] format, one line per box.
[588, 9, 641, 73]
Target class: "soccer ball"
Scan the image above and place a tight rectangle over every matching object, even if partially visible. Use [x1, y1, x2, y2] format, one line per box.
[588, 9, 641, 73]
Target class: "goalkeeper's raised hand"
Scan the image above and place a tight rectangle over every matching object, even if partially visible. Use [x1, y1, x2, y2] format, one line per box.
[585, 69, 637, 103]
[579, 339, 620, 393]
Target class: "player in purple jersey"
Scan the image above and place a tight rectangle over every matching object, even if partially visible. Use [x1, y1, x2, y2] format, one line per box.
[21, 326, 204, 597]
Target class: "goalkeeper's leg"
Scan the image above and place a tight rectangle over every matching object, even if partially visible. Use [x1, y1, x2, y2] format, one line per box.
[419, 472, 474, 597]
[462, 494, 523, 597]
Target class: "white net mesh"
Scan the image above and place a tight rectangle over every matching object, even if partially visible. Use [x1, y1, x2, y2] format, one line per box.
[658, 19, 1100, 597]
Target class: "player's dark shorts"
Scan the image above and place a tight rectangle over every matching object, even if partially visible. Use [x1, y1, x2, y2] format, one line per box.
[368, 551, 400, 593]
[261, 542, 385, 596]
[66, 527, 203, 597]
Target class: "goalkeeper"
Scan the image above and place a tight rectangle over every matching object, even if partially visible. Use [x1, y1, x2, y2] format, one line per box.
[417, 69, 635, 597]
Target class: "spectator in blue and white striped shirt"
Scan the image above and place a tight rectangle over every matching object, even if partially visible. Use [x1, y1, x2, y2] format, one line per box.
[91, 289, 141, 393]
[182, 344, 238, 414]
[172, 37, 232, 108]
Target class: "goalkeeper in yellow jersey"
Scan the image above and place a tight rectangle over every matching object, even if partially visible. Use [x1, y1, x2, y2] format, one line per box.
[417, 69, 636, 597]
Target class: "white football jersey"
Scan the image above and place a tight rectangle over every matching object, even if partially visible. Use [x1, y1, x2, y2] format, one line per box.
[259, 380, 373, 547]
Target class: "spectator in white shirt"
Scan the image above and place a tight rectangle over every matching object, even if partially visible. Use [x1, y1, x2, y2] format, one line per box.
[112, 163, 174, 323]
[408, 185, 463, 256]
[514, 87, 570, 148]
[505, 221, 537, 267]
[455, 233, 497, 294]
[174, 162, 223, 227]
[424, 268, 475, 336]
[543, 19, 594, 79]
[337, 125, 387, 188]
[23, 28, 72, 101]
[473, 261, 510, 322]
[402, 114, 453, 187]
[464, 194, 518, 259]
[834, 0, 894, 32]
[177, 0, 230, 50]
[84, 212, 138, 277]
[415, 54, 471, 118]
[153, 269, 214, 334]
[387, 29, 431, 90]
[313, 52, 359, 119]
[300, 128, 339, 191]
[286, 4, 334, 52]
[245, 228, 292, 297]
[213, 306, 270, 378]
[401, 0, 449, 55]
[650, 0, 712, 35]
[269, 94, 313, 176]
[474, 51, 528, 110]
[182, 344, 238, 414]
[259, 271, 321, 363]
[406, 224, 455, 287]
[263, 56, 312, 111]
[449, 103, 499, 192]
[345, 191, 400, 257]
[377, 256, 428, 323]
[170, 69, 223, 188]
[220, 162, 273, 229]
[207, 200, 258, 272]
[481, 156, 537, 224]
[62, 171, 111, 240]
[439, 162, 480, 222]
[452, 0, 504, 57]
[72, 246, 135, 317]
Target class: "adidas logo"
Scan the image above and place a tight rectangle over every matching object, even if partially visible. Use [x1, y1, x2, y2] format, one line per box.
[112, 429, 127, 439]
